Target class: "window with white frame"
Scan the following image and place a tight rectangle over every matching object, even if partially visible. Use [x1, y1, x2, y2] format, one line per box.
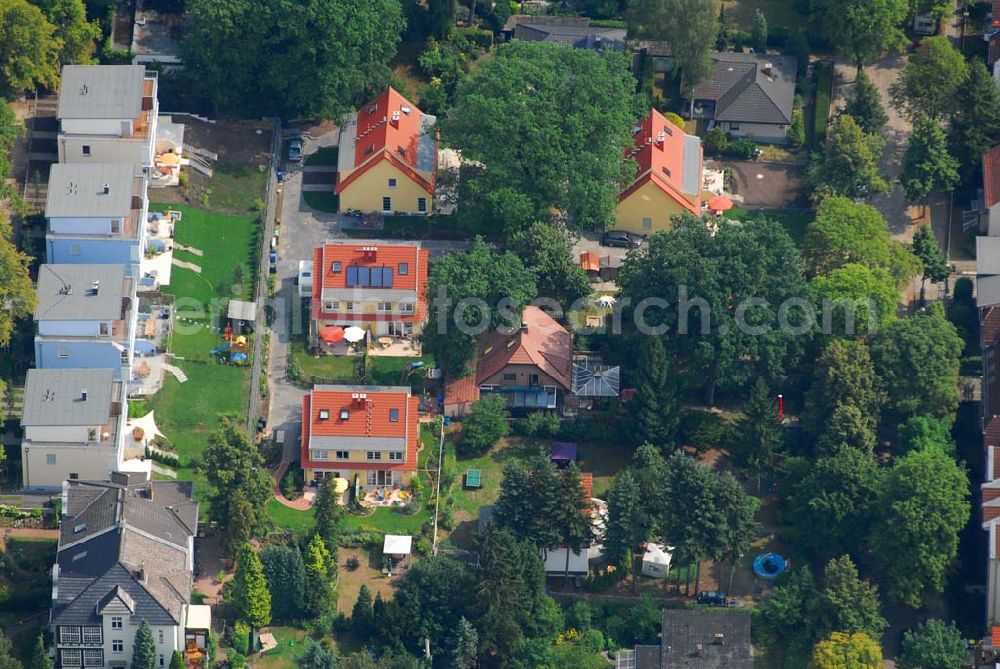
[377, 302, 392, 311]
[366, 451, 381, 461]
[82, 626, 102, 644]
[60, 627, 81, 644]
[111, 617, 123, 630]
[81, 146, 91, 156]
[389, 451, 404, 462]
[61, 650, 82, 667]
[399, 302, 414, 313]
[335, 450, 348, 459]
[159, 655, 164, 667]
[417, 197, 427, 213]
[324, 301, 339, 311]
[83, 649, 104, 667]
[112, 639, 124, 653]
[345, 302, 355, 311]
[47, 454, 57, 465]
[382, 197, 391, 212]
[158, 629, 164, 644]
[111, 220, 121, 234]
[388, 178, 397, 188]
[313, 450, 328, 460]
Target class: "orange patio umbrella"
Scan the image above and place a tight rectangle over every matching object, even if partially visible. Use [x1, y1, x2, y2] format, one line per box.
[708, 195, 734, 212]
[319, 325, 345, 343]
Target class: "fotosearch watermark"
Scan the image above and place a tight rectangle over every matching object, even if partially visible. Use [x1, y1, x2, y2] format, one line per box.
[167, 283, 883, 339]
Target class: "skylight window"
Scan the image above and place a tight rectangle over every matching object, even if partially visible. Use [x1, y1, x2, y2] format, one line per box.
[390, 408, 399, 422]
[332, 261, 342, 273]
[319, 409, 329, 420]
[340, 409, 350, 420]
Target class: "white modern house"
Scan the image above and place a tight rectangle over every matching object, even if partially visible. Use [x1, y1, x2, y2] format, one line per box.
[50, 475, 210, 669]
[20, 369, 149, 491]
[57, 65, 160, 167]
[45, 163, 148, 277]
[34, 264, 137, 380]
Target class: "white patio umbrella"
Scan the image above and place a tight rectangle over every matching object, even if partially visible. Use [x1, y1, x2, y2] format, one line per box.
[343, 326, 367, 343]
[596, 295, 617, 308]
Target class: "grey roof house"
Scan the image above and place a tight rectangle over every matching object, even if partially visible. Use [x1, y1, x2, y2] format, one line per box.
[689, 52, 798, 144]
[618, 609, 753, 668]
[502, 15, 627, 51]
[50, 475, 210, 668]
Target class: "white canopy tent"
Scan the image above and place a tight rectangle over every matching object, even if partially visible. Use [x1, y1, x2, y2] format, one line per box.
[641, 543, 673, 579]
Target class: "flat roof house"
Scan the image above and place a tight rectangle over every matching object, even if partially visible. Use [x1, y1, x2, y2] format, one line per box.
[616, 108, 703, 234]
[620, 609, 752, 668]
[444, 306, 573, 416]
[34, 264, 137, 381]
[689, 52, 798, 144]
[502, 14, 627, 50]
[45, 163, 148, 277]
[310, 242, 430, 341]
[21, 369, 149, 491]
[301, 385, 420, 491]
[50, 475, 207, 669]
[336, 87, 437, 215]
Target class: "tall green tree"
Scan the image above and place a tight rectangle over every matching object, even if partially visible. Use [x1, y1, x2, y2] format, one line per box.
[816, 404, 878, 455]
[259, 545, 306, 620]
[202, 416, 273, 527]
[911, 223, 950, 288]
[182, 0, 404, 118]
[494, 453, 561, 548]
[131, 621, 157, 669]
[459, 395, 510, 457]
[813, 0, 907, 72]
[809, 263, 900, 335]
[424, 237, 537, 378]
[474, 524, 541, 657]
[389, 556, 475, 651]
[294, 640, 338, 669]
[841, 71, 888, 135]
[231, 544, 272, 628]
[302, 534, 335, 618]
[627, 0, 719, 94]
[870, 448, 970, 607]
[553, 463, 593, 584]
[446, 41, 636, 228]
[618, 215, 806, 405]
[808, 114, 889, 200]
[732, 378, 784, 486]
[26, 635, 52, 669]
[628, 334, 681, 447]
[802, 196, 918, 284]
[29, 0, 98, 64]
[815, 555, 887, 642]
[811, 632, 882, 669]
[448, 617, 478, 669]
[788, 445, 881, 560]
[891, 36, 968, 120]
[508, 222, 591, 308]
[897, 619, 966, 669]
[602, 469, 643, 571]
[756, 565, 820, 662]
[314, 476, 344, 559]
[751, 9, 768, 53]
[949, 58, 1000, 185]
[224, 489, 255, 560]
[900, 115, 959, 209]
[870, 304, 964, 418]
[168, 651, 184, 669]
[351, 584, 374, 641]
[803, 339, 884, 447]
[897, 414, 955, 456]
[0, 0, 60, 98]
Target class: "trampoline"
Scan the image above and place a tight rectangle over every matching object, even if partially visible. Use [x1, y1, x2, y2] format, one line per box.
[465, 469, 482, 489]
[753, 552, 788, 580]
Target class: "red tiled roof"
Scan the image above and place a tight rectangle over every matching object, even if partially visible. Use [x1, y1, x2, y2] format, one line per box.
[620, 108, 701, 215]
[993, 625, 1000, 647]
[476, 306, 573, 391]
[335, 87, 435, 196]
[444, 375, 479, 406]
[300, 390, 419, 472]
[983, 144, 1000, 207]
[581, 472, 593, 502]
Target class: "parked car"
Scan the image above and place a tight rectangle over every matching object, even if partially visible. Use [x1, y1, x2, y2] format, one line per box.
[603, 230, 644, 248]
[696, 590, 738, 607]
[269, 250, 278, 274]
[287, 137, 303, 163]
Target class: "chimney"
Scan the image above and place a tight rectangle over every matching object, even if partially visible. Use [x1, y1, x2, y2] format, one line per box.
[102, 183, 110, 194]
[520, 322, 529, 332]
[763, 62, 773, 76]
[655, 131, 665, 148]
[90, 280, 100, 295]
[390, 111, 400, 127]
[81, 388, 88, 401]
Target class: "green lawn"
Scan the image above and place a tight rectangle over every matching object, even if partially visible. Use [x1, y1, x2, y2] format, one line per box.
[304, 146, 339, 167]
[730, 207, 814, 247]
[205, 161, 268, 213]
[722, 0, 807, 34]
[303, 191, 339, 212]
[145, 204, 259, 500]
[291, 339, 434, 392]
[266, 499, 315, 531]
[343, 213, 496, 241]
[250, 626, 308, 669]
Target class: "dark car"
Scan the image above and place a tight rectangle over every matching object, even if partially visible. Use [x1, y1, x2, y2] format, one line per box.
[287, 137, 303, 163]
[603, 230, 644, 248]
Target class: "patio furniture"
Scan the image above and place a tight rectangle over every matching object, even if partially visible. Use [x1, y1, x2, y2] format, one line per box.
[378, 336, 393, 348]
[465, 468, 482, 489]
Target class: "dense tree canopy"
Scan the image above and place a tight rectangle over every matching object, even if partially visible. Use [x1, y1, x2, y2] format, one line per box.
[182, 0, 404, 118]
[201, 416, 273, 528]
[949, 58, 1000, 185]
[628, 335, 681, 447]
[626, 0, 719, 92]
[813, 0, 907, 71]
[870, 448, 970, 607]
[424, 237, 537, 378]
[231, 544, 272, 628]
[890, 36, 968, 120]
[897, 414, 955, 456]
[618, 215, 807, 404]
[897, 619, 967, 669]
[811, 632, 883, 669]
[810, 263, 900, 335]
[814, 555, 887, 642]
[900, 115, 959, 204]
[508, 223, 591, 310]
[731, 378, 784, 483]
[841, 72, 888, 135]
[870, 305, 964, 418]
[0, 211, 35, 349]
[459, 395, 510, 456]
[804, 340, 883, 444]
[808, 115, 889, 200]
[0, 0, 60, 98]
[29, 0, 98, 64]
[259, 545, 306, 621]
[445, 41, 636, 229]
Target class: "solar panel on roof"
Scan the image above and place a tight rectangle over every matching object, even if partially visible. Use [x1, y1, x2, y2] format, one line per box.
[357, 266, 370, 286]
[370, 266, 384, 287]
[346, 266, 358, 287]
[384, 267, 394, 288]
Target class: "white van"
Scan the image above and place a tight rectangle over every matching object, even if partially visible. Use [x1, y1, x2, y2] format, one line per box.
[297, 260, 313, 298]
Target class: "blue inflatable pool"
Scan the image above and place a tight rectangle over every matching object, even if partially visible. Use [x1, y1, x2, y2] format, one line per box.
[753, 553, 788, 580]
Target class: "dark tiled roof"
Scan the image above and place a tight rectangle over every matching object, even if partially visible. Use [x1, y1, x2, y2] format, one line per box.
[52, 563, 176, 626]
[660, 609, 752, 669]
[692, 52, 797, 125]
[634, 645, 662, 669]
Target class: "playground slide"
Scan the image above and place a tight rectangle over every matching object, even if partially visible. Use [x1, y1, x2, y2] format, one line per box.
[210, 343, 231, 355]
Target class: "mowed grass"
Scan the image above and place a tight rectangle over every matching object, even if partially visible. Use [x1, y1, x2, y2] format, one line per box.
[721, 0, 806, 33]
[730, 206, 814, 247]
[206, 161, 268, 213]
[303, 190, 339, 212]
[146, 204, 259, 501]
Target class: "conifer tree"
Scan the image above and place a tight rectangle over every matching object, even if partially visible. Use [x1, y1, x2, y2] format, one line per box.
[231, 544, 272, 628]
